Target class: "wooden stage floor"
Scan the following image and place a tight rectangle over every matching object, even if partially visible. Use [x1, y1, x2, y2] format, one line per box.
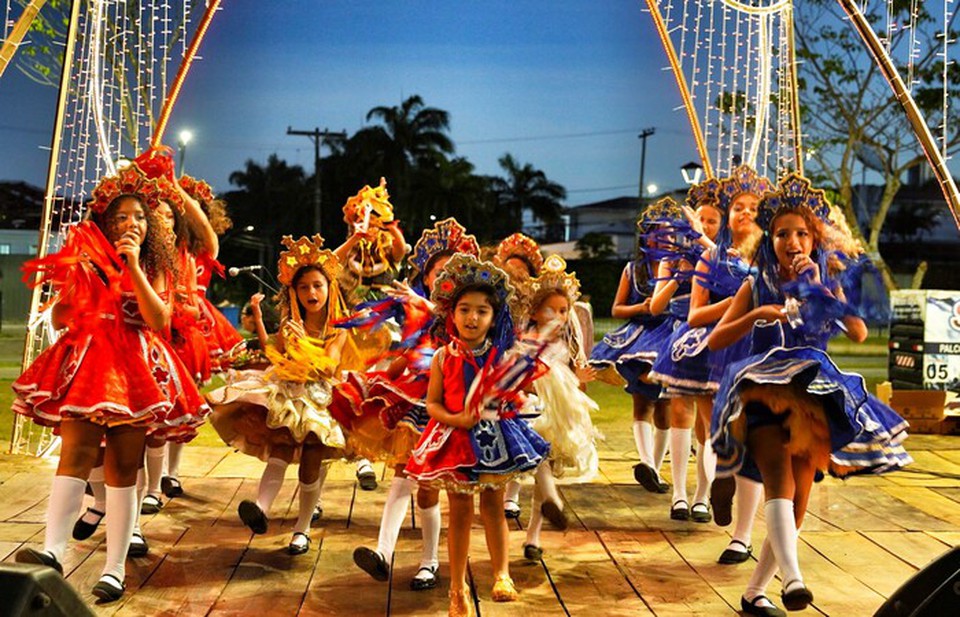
[1, 433, 958, 616]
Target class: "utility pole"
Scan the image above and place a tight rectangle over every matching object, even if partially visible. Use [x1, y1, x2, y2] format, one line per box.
[286, 126, 347, 233]
[638, 127, 656, 204]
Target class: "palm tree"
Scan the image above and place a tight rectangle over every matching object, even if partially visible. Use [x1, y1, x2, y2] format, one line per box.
[364, 95, 455, 168]
[490, 153, 567, 238]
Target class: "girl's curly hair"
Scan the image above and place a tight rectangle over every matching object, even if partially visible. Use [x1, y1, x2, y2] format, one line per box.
[93, 196, 178, 281]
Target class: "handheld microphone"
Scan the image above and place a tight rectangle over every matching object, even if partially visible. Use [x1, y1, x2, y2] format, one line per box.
[228, 265, 264, 277]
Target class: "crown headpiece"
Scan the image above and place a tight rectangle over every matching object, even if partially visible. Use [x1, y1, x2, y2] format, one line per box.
[529, 254, 580, 307]
[343, 177, 394, 229]
[636, 196, 683, 230]
[719, 165, 775, 212]
[277, 234, 341, 288]
[685, 177, 723, 211]
[179, 175, 216, 205]
[493, 233, 543, 276]
[431, 253, 517, 322]
[757, 172, 833, 230]
[90, 164, 165, 214]
[410, 217, 480, 275]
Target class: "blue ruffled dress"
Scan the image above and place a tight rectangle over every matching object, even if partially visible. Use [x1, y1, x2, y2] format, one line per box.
[710, 279, 912, 480]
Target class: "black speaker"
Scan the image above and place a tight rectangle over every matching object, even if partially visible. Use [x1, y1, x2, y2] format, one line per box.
[0, 563, 94, 617]
[874, 546, 960, 617]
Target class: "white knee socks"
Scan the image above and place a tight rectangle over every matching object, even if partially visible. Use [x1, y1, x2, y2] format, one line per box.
[418, 502, 441, 569]
[293, 479, 322, 536]
[525, 485, 544, 549]
[670, 428, 692, 504]
[534, 462, 561, 508]
[654, 427, 669, 471]
[376, 477, 416, 564]
[504, 479, 521, 505]
[44, 475, 87, 562]
[103, 485, 137, 582]
[693, 439, 716, 505]
[764, 498, 803, 589]
[79, 466, 107, 525]
[145, 446, 165, 498]
[731, 476, 764, 549]
[632, 420, 654, 466]
[744, 539, 779, 602]
[256, 457, 288, 514]
[166, 442, 184, 479]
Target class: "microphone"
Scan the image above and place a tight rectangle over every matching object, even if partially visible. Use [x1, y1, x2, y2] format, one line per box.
[228, 265, 264, 277]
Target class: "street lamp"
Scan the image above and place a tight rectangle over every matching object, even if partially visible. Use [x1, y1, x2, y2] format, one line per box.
[680, 161, 703, 185]
[177, 130, 193, 175]
[646, 183, 659, 196]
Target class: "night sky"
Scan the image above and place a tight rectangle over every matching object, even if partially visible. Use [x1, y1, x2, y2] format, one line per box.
[1, 1, 701, 206]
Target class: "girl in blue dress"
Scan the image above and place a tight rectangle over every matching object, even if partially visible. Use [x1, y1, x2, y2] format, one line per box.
[708, 173, 911, 617]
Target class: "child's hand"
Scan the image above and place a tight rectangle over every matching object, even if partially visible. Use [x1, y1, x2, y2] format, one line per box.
[576, 365, 597, 384]
[792, 254, 821, 284]
[682, 204, 704, 235]
[250, 293, 265, 317]
[755, 304, 787, 323]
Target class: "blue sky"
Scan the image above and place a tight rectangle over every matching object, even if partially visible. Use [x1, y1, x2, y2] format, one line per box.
[1, 1, 699, 206]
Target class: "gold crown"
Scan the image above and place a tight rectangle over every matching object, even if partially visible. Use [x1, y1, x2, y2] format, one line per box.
[493, 233, 543, 276]
[719, 164, 774, 212]
[89, 165, 165, 214]
[757, 172, 833, 230]
[343, 177, 394, 227]
[685, 177, 723, 211]
[276, 234, 341, 287]
[430, 253, 518, 323]
[529, 254, 580, 308]
[636, 196, 683, 230]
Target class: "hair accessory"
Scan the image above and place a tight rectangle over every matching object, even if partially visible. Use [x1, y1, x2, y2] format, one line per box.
[410, 217, 480, 275]
[636, 196, 683, 231]
[493, 233, 543, 276]
[529, 254, 580, 307]
[757, 172, 832, 230]
[685, 177, 723, 211]
[179, 175, 216, 205]
[276, 234, 341, 287]
[718, 164, 775, 212]
[89, 164, 164, 214]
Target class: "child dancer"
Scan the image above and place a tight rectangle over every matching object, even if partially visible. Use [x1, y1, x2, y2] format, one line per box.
[404, 254, 550, 617]
[708, 174, 911, 616]
[521, 255, 602, 560]
[13, 164, 207, 600]
[207, 235, 352, 554]
[338, 218, 480, 590]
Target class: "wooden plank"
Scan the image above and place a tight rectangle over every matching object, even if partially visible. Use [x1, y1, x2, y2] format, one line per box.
[543, 530, 653, 616]
[301, 528, 391, 615]
[861, 531, 956, 570]
[802, 531, 916, 597]
[926, 531, 960, 547]
[0, 521, 43, 542]
[794, 533, 886, 615]
[469, 529, 564, 616]
[180, 445, 230, 478]
[562, 483, 650, 531]
[884, 450, 960, 488]
[932, 487, 960, 504]
[0, 472, 48, 521]
[114, 479, 258, 616]
[836, 486, 957, 531]
[661, 529, 755, 611]
[0, 540, 22, 561]
[206, 450, 268, 478]
[882, 487, 960, 526]
[386, 529, 451, 616]
[599, 530, 735, 615]
[933, 448, 960, 465]
[802, 484, 903, 532]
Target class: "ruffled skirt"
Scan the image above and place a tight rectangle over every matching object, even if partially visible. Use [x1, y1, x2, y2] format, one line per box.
[589, 318, 663, 399]
[207, 369, 345, 463]
[648, 321, 716, 395]
[711, 346, 912, 479]
[197, 296, 244, 372]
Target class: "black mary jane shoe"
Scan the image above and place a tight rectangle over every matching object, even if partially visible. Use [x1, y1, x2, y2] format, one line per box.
[15, 548, 63, 575]
[127, 532, 149, 558]
[287, 532, 310, 555]
[541, 500, 569, 530]
[781, 582, 814, 611]
[140, 494, 163, 515]
[72, 507, 106, 541]
[740, 595, 786, 617]
[633, 462, 662, 493]
[409, 565, 440, 591]
[717, 539, 753, 564]
[503, 499, 521, 520]
[523, 544, 543, 561]
[92, 574, 125, 602]
[353, 546, 390, 582]
[161, 476, 184, 498]
[238, 500, 268, 535]
[690, 502, 711, 523]
[356, 464, 378, 491]
[670, 500, 690, 521]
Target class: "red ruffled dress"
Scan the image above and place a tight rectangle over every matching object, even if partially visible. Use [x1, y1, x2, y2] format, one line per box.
[12, 223, 210, 443]
[167, 248, 212, 384]
[195, 253, 244, 371]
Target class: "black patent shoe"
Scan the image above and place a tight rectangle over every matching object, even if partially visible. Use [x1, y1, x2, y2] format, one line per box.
[92, 574, 125, 602]
[741, 595, 786, 617]
[72, 507, 105, 541]
[523, 544, 543, 561]
[718, 539, 753, 564]
[781, 581, 814, 611]
[410, 564, 439, 590]
[15, 548, 63, 574]
[670, 500, 690, 521]
[353, 546, 389, 581]
[238, 500, 268, 535]
[633, 462, 662, 493]
[710, 475, 736, 527]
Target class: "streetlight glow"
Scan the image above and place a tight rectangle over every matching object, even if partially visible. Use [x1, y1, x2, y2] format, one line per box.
[646, 183, 658, 196]
[680, 161, 703, 185]
[245, 225, 255, 232]
[178, 130, 193, 146]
